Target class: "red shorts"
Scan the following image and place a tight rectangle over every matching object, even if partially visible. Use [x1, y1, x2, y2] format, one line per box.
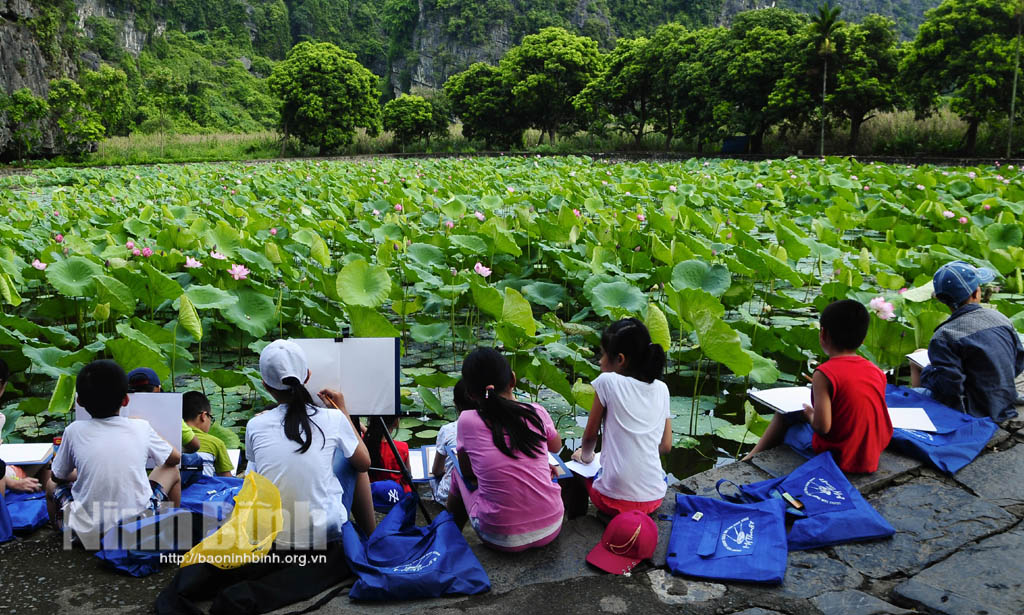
[585, 478, 662, 517]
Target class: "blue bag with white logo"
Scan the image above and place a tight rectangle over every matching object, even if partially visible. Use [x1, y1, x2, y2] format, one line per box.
[885, 385, 997, 474]
[739, 452, 894, 551]
[667, 494, 788, 584]
[5, 491, 48, 533]
[341, 492, 490, 601]
[95, 508, 196, 577]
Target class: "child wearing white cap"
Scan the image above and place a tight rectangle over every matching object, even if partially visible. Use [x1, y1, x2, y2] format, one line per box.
[245, 340, 375, 549]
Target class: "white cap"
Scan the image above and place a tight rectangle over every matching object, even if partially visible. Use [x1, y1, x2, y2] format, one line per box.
[259, 340, 308, 391]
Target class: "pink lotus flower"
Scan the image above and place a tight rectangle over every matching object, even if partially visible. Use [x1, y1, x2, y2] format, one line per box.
[55, 234, 63, 243]
[898, 287, 908, 294]
[864, 185, 870, 190]
[916, 184, 926, 190]
[473, 262, 491, 277]
[869, 296, 895, 320]
[444, 220, 454, 229]
[942, 210, 955, 219]
[394, 203, 403, 212]
[851, 175, 858, 181]
[474, 211, 486, 222]
[229, 264, 250, 280]
[756, 183, 764, 188]
[727, 232, 733, 239]
[210, 251, 227, 260]
[270, 228, 277, 236]
[983, 204, 992, 211]
[968, 171, 977, 179]
[636, 213, 645, 222]
[185, 257, 202, 269]
[958, 217, 968, 224]
[132, 248, 141, 256]
[32, 259, 46, 270]
[569, 171, 576, 177]
[126, 240, 134, 250]
[506, 186, 515, 193]
[634, 246, 641, 252]
[573, 209, 581, 217]
[669, 185, 677, 192]
[372, 209, 380, 216]
[141, 247, 153, 258]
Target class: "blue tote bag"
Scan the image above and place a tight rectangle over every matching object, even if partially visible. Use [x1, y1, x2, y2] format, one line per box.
[342, 492, 490, 601]
[885, 385, 997, 474]
[0, 491, 14, 544]
[667, 494, 788, 584]
[95, 508, 195, 577]
[5, 492, 48, 533]
[738, 452, 894, 551]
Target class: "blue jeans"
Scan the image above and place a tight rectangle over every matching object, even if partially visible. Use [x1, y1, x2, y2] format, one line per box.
[333, 449, 358, 516]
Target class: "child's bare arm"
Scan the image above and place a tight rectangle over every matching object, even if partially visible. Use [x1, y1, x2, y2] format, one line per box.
[431, 449, 446, 479]
[572, 396, 605, 463]
[659, 418, 673, 454]
[804, 371, 833, 435]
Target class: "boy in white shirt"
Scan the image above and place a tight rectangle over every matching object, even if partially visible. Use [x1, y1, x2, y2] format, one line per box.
[45, 360, 181, 547]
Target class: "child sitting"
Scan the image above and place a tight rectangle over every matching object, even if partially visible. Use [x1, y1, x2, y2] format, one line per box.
[364, 415, 412, 492]
[1, 358, 44, 494]
[744, 299, 892, 473]
[447, 348, 564, 551]
[431, 380, 471, 505]
[45, 360, 181, 545]
[247, 340, 374, 547]
[182, 391, 234, 477]
[910, 261, 1024, 423]
[572, 318, 672, 517]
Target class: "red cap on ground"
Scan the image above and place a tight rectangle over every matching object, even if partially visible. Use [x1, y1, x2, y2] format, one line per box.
[586, 510, 658, 574]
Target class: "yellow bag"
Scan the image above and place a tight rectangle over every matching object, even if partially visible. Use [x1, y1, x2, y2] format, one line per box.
[180, 472, 284, 569]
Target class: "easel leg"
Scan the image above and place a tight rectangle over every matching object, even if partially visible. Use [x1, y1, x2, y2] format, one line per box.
[378, 416, 433, 523]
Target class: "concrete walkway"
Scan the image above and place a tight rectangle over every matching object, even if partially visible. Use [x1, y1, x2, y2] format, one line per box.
[3, 386, 1023, 614]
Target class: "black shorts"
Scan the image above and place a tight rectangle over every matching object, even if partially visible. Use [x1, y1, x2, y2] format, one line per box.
[0, 457, 6, 479]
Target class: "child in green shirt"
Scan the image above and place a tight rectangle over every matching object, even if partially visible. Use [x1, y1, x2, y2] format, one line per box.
[182, 392, 234, 477]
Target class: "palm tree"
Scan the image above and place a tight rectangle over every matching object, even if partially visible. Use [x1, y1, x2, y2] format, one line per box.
[811, 2, 842, 156]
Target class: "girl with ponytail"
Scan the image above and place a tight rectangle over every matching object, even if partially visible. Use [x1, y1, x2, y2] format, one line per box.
[247, 340, 374, 549]
[571, 318, 672, 517]
[447, 347, 564, 552]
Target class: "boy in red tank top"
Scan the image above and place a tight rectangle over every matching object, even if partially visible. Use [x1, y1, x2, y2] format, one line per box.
[744, 299, 892, 473]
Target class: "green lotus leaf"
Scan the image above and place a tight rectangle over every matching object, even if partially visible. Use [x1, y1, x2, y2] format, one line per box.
[501, 287, 537, 337]
[208, 423, 242, 449]
[409, 322, 450, 343]
[46, 374, 77, 415]
[522, 281, 565, 311]
[407, 243, 445, 268]
[223, 289, 276, 337]
[178, 294, 202, 341]
[143, 262, 184, 301]
[416, 386, 445, 415]
[414, 372, 459, 388]
[645, 303, 671, 352]
[46, 256, 102, 297]
[95, 275, 135, 313]
[746, 350, 781, 384]
[185, 284, 238, 310]
[471, 280, 503, 319]
[573, 379, 596, 411]
[22, 345, 75, 379]
[0, 272, 21, 307]
[106, 337, 170, 383]
[336, 260, 392, 308]
[591, 281, 645, 318]
[986, 223, 1023, 251]
[206, 220, 241, 258]
[201, 368, 248, 389]
[671, 260, 731, 297]
[348, 305, 400, 337]
[450, 234, 487, 255]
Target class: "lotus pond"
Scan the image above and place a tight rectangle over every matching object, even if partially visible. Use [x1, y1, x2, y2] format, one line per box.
[1, 156, 1023, 478]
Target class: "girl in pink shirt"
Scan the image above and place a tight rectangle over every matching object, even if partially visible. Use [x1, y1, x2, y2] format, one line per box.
[447, 348, 564, 552]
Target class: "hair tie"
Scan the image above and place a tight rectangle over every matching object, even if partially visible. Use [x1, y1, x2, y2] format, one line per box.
[484, 384, 495, 399]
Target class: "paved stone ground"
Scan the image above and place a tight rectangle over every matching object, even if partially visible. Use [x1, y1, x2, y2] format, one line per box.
[3, 383, 1022, 615]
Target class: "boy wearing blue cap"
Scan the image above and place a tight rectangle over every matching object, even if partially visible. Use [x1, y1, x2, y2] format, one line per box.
[910, 261, 1024, 422]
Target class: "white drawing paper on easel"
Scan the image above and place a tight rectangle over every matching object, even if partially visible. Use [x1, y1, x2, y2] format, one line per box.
[75, 392, 183, 453]
[747, 386, 812, 414]
[888, 407, 937, 432]
[290, 338, 400, 416]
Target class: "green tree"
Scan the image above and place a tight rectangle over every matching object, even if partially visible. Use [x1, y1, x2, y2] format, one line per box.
[574, 37, 654, 146]
[671, 26, 731, 152]
[499, 27, 603, 143]
[80, 65, 131, 137]
[709, 9, 807, 153]
[382, 94, 434, 148]
[48, 78, 105, 157]
[444, 62, 523, 149]
[902, 0, 1021, 154]
[0, 89, 49, 160]
[810, 2, 843, 156]
[268, 41, 383, 154]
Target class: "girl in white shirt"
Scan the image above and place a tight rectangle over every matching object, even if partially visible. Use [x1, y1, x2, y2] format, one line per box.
[247, 340, 374, 549]
[572, 318, 672, 517]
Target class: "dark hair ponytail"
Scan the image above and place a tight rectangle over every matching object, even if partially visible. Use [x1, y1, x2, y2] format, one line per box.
[363, 415, 400, 469]
[280, 376, 324, 454]
[462, 348, 546, 459]
[601, 318, 666, 383]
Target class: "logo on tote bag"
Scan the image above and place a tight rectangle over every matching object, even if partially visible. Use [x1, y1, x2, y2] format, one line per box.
[721, 517, 755, 553]
[897, 428, 935, 443]
[392, 551, 441, 573]
[803, 477, 846, 505]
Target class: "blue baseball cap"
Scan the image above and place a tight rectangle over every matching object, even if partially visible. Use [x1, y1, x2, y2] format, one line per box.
[932, 261, 996, 306]
[371, 480, 405, 511]
[127, 367, 161, 391]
